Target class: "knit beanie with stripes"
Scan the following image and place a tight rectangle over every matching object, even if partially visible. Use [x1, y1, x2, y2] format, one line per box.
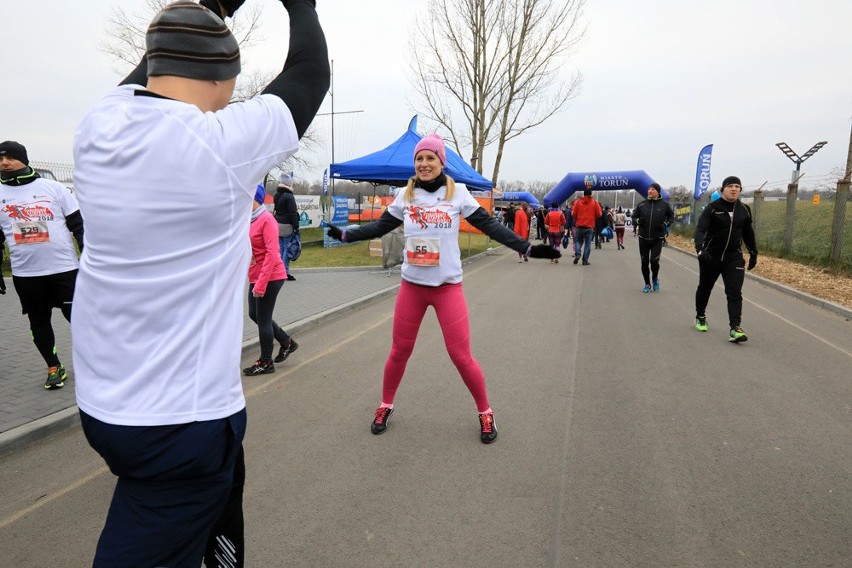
[146, 1, 241, 81]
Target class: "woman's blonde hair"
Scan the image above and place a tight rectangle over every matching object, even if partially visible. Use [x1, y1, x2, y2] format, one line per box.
[403, 174, 455, 204]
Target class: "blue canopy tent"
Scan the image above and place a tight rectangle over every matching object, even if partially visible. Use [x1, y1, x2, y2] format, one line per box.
[329, 116, 494, 191]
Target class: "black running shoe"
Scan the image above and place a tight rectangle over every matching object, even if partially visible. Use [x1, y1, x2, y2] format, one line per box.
[479, 412, 498, 444]
[44, 365, 67, 390]
[371, 406, 393, 435]
[274, 338, 299, 363]
[573, 255, 580, 265]
[243, 360, 275, 376]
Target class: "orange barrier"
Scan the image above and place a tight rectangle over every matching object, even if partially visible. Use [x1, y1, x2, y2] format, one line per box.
[348, 209, 385, 222]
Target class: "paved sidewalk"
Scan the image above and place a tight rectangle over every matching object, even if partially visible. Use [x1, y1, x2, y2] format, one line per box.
[0, 265, 407, 452]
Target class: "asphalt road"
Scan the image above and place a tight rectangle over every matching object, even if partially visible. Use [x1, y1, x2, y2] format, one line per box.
[1, 243, 849, 567]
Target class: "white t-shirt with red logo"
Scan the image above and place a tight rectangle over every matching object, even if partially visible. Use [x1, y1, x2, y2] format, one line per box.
[72, 87, 298, 426]
[0, 178, 79, 277]
[387, 183, 480, 287]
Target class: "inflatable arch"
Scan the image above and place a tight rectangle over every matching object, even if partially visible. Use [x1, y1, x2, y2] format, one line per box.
[493, 190, 540, 207]
[542, 170, 669, 207]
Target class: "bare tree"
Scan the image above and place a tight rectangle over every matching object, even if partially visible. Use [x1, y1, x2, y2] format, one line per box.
[666, 185, 691, 205]
[409, 0, 585, 185]
[100, 1, 324, 172]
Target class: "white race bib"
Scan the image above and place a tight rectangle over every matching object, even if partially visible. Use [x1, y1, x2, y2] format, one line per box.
[13, 221, 50, 245]
[406, 237, 440, 266]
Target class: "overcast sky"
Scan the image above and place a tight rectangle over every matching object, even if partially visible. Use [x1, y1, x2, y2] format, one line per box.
[3, 0, 850, 193]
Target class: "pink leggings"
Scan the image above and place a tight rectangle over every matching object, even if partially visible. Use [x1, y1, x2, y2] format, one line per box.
[382, 280, 490, 413]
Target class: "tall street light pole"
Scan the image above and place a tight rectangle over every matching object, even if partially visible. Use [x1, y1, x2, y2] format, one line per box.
[774, 140, 827, 255]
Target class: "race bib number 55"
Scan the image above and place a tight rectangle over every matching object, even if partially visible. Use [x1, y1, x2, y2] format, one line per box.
[406, 238, 440, 266]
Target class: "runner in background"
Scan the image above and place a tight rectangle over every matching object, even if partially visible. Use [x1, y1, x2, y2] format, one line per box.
[693, 176, 758, 342]
[544, 203, 566, 263]
[0, 140, 84, 390]
[632, 183, 674, 293]
[614, 206, 627, 250]
[513, 201, 531, 262]
[245, 185, 298, 376]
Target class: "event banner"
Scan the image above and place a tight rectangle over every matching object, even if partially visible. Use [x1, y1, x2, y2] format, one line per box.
[294, 196, 322, 228]
[693, 144, 713, 200]
[324, 195, 358, 248]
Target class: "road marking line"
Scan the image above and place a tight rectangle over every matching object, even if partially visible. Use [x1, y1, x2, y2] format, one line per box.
[0, 466, 109, 530]
[244, 314, 393, 397]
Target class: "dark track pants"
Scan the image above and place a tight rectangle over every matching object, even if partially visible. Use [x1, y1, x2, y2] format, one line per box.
[695, 253, 746, 329]
[81, 409, 247, 568]
[638, 238, 664, 286]
[248, 280, 290, 361]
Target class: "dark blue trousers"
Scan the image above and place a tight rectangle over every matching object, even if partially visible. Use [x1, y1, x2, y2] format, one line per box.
[80, 409, 246, 568]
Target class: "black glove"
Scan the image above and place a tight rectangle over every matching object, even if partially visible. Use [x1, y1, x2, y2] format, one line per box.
[528, 244, 561, 260]
[697, 250, 712, 264]
[747, 253, 758, 271]
[0, 278, 5, 295]
[326, 224, 343, 241]
[199, 0, 246, 18]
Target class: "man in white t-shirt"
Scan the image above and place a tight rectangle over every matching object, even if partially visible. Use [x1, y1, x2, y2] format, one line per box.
[71, 1, 329, 566]
[0, 140, 84, 390]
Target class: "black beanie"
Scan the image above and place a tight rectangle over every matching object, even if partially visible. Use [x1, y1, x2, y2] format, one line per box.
[0, 141, 28, 165]
[146, 1, 241, 81]
[722, 176, 742, 189]
[583, 189, 592, 196]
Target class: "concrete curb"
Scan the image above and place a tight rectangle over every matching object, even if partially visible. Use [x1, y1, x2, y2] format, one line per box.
[667, 245, 852, 320]
[0, 248, 498, 455]
[0, 406, 81, 455]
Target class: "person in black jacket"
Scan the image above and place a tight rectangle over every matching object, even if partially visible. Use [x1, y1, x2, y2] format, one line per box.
[535, 206, 546, 240]
[273, 173, 300, 280]
[693, 176, 758, 342]
[632, 183, 674, 292]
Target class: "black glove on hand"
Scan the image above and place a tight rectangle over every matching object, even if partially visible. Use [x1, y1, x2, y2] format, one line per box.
[747, 253, 758, 271]
[528, 244, 561, 260]
[326, 224, 343, 241]
[199, 0, 246, 18]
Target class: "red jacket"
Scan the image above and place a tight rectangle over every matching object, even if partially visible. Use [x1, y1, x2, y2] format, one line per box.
[544, 210, 566, 233]
[513, 208, 530, 239]
[571, 196, 602, 228]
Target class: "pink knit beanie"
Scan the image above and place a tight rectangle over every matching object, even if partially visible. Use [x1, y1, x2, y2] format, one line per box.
[414, 133, 446, 165]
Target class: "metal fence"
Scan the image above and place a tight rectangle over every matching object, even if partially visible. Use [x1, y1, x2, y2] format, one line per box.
[675, 179, 850, 273]
[30, 161, 76, 189]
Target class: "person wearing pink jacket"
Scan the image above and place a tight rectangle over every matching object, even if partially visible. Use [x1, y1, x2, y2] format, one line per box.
[245, 186, 298, 376]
